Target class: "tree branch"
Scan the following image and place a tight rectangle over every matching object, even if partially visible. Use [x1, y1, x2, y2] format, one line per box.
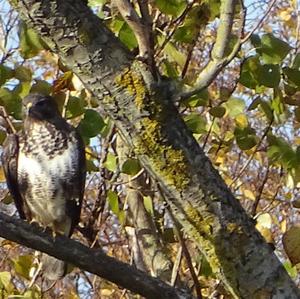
[0, 212, 193, 299]
[117, 136, 173, 281]
[180, 0, 245, 100]
[113, 0, 156, 76]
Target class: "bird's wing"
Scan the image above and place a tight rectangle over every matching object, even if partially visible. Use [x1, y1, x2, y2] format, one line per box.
[1, 134, 29, 220]
[67, 130, 86, 235]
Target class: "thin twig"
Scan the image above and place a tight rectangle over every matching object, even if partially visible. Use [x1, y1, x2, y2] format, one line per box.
[170, 244, 183, 287]
[202, 117, 215, 151]
[166, 207, 202, 299]
[241, 0, 277, 44]
[251, 164, 270, 216]
[155, 1, 195, 58]
[230, 116, 273, 188]
[0, 106, 16, 134]
[181, 30, 201, 79]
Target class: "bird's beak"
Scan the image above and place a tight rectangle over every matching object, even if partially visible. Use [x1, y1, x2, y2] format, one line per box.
[25, 102, 33, 115]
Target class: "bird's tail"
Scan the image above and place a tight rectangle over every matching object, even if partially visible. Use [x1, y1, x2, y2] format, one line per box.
[41, 254, 66, 281]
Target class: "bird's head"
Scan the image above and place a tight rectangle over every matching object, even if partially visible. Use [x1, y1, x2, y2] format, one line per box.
[23, 94, 60, 121]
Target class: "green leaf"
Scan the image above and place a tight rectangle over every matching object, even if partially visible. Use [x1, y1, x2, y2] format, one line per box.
[0, 272, 11, 290]
[257, 64, 280, 88]
[239, 56, 260, 89]
[143, 196, 154, 215]
[0, 65, 14, 86]
[224, 97, 245, 118]
[107, 190, 119, 215]
[271, 88, 285, 118]
[66, 96, 85, 119]
[283, 261, 297, 279]
[184, 113, 206, 134]
[174, 25, 197, 44]
[162, 60, 179, 79]
[157, 35, 186, 68]
[209, 106, 226, 118]
[183, 89, 209, 107]
[13, 81, 31, 98]
[199, 256, 214, 278]
[86, 158, 98, 172]
[109, 18, 124, 34]
[119, 23, 138, 50]
[258, 33, 291, 64]
[0, 88, 22, 120]
[234, 126, 257, 150]
[155, 0, 186, 16]
[19, 22, 46, 58]
[78, 109, 106, 138]
[13, 255, 33, 280]
[30, 80, 52, 95]
[104, 153, 117, 172]
[2, 194, 13, 205]
[224, 34, 238, 57]
[259, 100, 273, 121]
[283, 67, 300, 87]
[121, 158, 141, 175]
[292, 53, 300, 70]
[267, 135, 297, 169]
[14, 66, 32, 82]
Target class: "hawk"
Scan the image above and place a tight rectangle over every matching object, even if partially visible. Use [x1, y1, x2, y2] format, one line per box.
[2, 94, 86, 280]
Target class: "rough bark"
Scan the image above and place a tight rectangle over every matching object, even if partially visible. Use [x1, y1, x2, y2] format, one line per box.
[117, 137, 173, 281]
[10, 0, 300, 298]
[0, 212, 192, 299]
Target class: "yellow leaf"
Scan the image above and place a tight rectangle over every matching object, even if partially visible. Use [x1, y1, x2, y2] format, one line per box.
[235, 114, 248, 128]
[101, 289, 114, 296]
[53, 71, 74, 93]
[243, 189, 256, 201]
[281, 219, 287, 233]
[256, 213, 272, 229]
[256, 213, 273, 242]
[0, 272, 11, 289]
[279, 10, 292, 22]
[0, 167, 6, 182]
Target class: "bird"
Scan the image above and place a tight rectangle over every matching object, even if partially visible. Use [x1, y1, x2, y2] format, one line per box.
[1, 93, 86, 280]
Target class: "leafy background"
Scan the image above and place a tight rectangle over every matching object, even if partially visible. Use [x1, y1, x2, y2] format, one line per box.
[0, 0, 300, 297]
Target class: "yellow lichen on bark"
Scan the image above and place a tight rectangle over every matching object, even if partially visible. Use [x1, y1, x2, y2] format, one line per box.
[115, 68, 146, 110]
[115, 67, 189, 190]
[136, 117, 189, 190]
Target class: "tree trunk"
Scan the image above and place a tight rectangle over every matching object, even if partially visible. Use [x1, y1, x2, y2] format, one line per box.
[11, 0, 300, 297]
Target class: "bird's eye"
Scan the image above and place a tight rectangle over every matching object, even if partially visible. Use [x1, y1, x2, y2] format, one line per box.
[36, 100, 47, 106]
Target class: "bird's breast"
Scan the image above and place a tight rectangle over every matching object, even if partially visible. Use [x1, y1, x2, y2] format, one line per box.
[18, 126, 79, 227]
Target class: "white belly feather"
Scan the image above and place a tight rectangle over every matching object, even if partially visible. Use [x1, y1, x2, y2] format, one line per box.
[18, 141, 78, 234]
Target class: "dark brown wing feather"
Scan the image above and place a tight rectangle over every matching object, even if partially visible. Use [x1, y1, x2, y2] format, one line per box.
[66, 129, 86, 236]
[1, 134, 30, 220]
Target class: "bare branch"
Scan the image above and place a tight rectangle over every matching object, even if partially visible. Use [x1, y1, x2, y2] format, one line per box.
[117, 136, 173, 281]
[0, 212, 193, 299]
[180, 0, 245, 100]
[113, 0, 156, 76]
